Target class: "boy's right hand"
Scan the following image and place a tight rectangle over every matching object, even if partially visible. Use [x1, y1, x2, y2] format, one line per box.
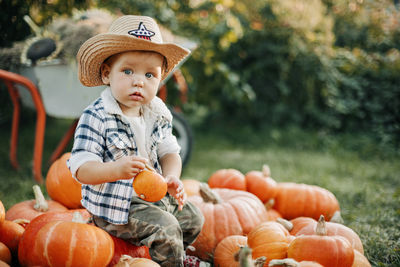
[114, 156, 147, 180]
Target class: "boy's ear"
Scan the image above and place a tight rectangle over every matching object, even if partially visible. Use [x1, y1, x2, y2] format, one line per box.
[100, 63, 111, 84]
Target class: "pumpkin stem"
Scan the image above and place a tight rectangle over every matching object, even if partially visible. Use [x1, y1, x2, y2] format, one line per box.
[254, 256, 267, 267]
[33, 185, 48, 212]
[316, 215, 327, 236]
[264, 198, 275, 210]
[330, 210, 344, 224]
[276, 218, 293, 231]
[71, 211, 87, 224]
[268, 258, 300, 267]
[262, 164, 271, 177]
[236, 245, 254, 267]
[199, 183, 223, 204]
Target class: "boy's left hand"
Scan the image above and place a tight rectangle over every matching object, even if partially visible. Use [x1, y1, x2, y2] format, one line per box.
[165, 175, 186, 211]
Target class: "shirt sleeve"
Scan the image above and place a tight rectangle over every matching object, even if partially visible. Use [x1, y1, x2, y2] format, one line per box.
[68, 108, 105, 178]
[157, 119, 181, 159]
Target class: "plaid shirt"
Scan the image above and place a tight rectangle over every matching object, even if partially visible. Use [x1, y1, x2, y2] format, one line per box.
[69, 88, 179, 224]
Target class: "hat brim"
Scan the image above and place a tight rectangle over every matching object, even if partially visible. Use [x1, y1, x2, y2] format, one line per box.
[77, 33, 190, 87]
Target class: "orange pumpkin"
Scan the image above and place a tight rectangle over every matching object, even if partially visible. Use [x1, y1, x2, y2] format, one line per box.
[213, 235, 247, 267]
[288, 216, 364, 254]
[188, 183, 268, 261]
[46, 152, 82, 209]
[182, 179, 201, 196]
[269, 258, 324, 266]
[265, 199, 282, 221]
[5, 185, 68, 222]
[247, 221, 292, 264]
[18, 210, 91, 266]
[245, 165, 278, 202]
[352, 249, 371, 267]
[208, 169, 246, 191]
[287, 216, 354, 267]
[0, 242, 11, 264]
[29, 213, 114, 267]
[0, 220, 25, 254]
[273, 182, 340, 221]
[0, 201, 4, 226]
[133, 170, 167, 202]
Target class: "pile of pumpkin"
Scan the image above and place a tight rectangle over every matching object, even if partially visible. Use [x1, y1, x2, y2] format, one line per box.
[0, 152, 371, 267]
[182, 165, 372, 267]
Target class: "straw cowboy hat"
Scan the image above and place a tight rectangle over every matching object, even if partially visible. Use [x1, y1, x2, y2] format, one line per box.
[77, 15, 190, 87]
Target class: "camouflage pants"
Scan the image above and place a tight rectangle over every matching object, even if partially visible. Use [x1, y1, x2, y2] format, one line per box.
[93, 194, 204, 267]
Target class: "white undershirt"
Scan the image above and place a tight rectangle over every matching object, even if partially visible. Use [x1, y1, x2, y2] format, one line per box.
[124, 115, 149, 159]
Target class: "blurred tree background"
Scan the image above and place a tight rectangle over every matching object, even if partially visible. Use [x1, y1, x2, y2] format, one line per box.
[1, 0, 399, 148]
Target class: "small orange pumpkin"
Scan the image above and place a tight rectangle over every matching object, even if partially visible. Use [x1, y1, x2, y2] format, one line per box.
[213, 235, 247, 267]
[273, 182, 340, 221]
[5, 185, 68, 222]
[0, 220, 25, 254]
[287, 216, 354, 267]
[208, 169, 246, 191]
[247, 221, 292, 264]
[133, 170, 168, 202]
[46, 152, 82, 209]
[0, 242, 11, 265]
[114, 255, 160, 266]
[245, 165, 278, 202]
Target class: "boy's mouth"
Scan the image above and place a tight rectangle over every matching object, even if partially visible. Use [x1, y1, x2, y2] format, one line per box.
[128, 91, 144, 100]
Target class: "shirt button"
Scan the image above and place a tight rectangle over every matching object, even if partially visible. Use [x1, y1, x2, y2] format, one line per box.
[122, 200, 128, 206]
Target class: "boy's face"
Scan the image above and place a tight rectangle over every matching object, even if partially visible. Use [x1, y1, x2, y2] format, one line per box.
[101, 51, 164, 117]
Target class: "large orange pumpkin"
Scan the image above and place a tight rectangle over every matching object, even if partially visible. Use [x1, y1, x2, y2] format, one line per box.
[245, 165, 278, 203]
[18, 210, 90, 266]
[273, 182, 340, 221]
[352, 249, 371, 267]
[208, 169, 246, 191]
[5, 185, 68, 222]
[247, 221, 292, 264]
[295, 215, 364, 254]
[213, 235, 247, 267]
[188, 183, 268, 261]
[287, 216, 354, 267]
[29, 213, 114, 267]
[133, 170, 167, 202]
[46, 152, 82, 209]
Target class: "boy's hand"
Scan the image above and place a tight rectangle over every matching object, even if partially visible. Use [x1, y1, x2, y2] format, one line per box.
[114, 155, 147, 179]
[165, 175, 186, 211]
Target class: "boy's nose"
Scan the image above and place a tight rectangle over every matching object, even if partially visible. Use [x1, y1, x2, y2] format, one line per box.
[133, 77, 144, 87]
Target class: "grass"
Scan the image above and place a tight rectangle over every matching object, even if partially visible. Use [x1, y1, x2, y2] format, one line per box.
[0, 114, 399, 266]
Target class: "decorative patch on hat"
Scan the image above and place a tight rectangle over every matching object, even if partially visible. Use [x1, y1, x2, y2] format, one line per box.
[128, 22, 155, 41]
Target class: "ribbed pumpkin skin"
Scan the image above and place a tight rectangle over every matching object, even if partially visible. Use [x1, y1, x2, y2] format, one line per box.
[274, 183, 340, 220]
[288, 235, 354, 267]
[208, 169, 246, 191]
[32, 221, 114, 267]
[247, 221, 292, 264]
[296, 219, 364, 254]
[46, 153, 83, 209]
[5, 199, 68, 222]
[0, 220, 25, 254]
[245, 170, 278, 202]
[213, 235, 247, 267]
[289, 217, 316, 235]
[18, 210, 91, 266]
[188, 188, 268, 261]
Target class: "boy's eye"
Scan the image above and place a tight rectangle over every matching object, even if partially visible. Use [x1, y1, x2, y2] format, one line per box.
[145, 73, 154, 79]
[123, 69, 133, 75]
